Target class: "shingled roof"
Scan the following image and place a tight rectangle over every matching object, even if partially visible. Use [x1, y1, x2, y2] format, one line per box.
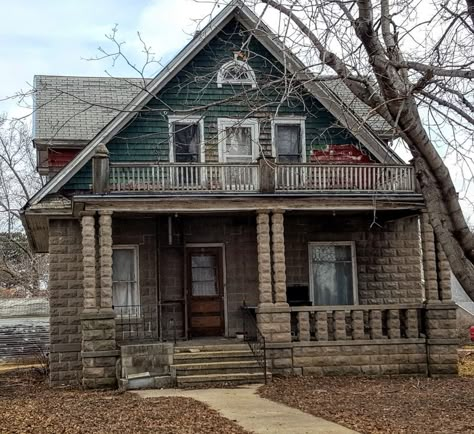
[33, 74, 392, 143]
[33, 75, 149, 143]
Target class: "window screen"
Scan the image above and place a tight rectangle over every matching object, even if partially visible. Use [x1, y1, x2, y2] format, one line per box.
[310, 244, 354, 305]
[225, 126, 253, 163]
[276, 124, 301, 162]
[112, 248, 139, 313]
[173, 123, 200, 162]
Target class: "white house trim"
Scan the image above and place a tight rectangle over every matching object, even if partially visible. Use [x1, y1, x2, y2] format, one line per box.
[167, 115, 205, 163]
[217, 59, 257, 88]
[217, 118, 260, 162]
[271, 116, 306, 162]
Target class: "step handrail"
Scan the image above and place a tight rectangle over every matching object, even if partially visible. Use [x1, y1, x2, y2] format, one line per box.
[241, 301, 267, 384]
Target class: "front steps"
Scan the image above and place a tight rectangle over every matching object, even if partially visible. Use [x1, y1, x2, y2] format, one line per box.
[172, 342, 270, 387]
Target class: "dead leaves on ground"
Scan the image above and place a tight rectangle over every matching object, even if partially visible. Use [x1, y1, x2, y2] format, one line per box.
[259, 376, 474, 434]
[0, 370, 249, 434]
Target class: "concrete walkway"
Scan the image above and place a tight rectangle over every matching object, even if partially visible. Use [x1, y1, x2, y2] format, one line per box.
[134, 385, 358, 434]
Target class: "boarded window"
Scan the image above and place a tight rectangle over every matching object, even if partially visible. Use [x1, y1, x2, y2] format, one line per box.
[309, 244, 355, 305]
[275, 125, 301, 162]
[173, 123, 200, 162]
[112, 247, 139, 314]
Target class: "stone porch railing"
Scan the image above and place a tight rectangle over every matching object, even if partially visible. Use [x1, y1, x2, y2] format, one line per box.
[290, 304, 423, 342]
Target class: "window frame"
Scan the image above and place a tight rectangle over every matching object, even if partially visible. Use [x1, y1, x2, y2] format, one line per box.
[168, 115, 205, 163]
[308, 241, 358, 306]
[217, 59, 257, 88]
[271, 117, 306, 163]
[112, 245, 140, 316]
[217, 118, 260, 163]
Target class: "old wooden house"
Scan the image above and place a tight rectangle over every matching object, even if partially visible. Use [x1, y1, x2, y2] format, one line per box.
[22, 1, 458, 388]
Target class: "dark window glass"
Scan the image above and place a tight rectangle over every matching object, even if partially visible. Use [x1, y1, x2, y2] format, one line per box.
[174, 123, 200, 162]
[276, 124, 301, 162]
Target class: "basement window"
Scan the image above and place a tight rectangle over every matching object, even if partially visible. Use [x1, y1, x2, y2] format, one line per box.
[112, 246, 140, 316]
[308, 242, 358, 305]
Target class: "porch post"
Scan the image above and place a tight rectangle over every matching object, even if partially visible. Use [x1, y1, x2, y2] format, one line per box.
[81, 213, 97, 312]
[256, 210, 273, 305]
[99, 210, 114, 311]
[420, 211, 439, 301]
[420, 211, 458, 376]
[271, 210, 288, 305]
[80, 210, 119, 389]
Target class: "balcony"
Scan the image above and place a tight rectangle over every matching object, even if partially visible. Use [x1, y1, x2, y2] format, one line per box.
[107, 161, 415, 194]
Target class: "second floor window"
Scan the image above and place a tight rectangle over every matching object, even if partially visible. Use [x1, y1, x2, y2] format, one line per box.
[168, 116, 204, 163]
[272, 118, 306, 163]
[218, 118, 259, 163]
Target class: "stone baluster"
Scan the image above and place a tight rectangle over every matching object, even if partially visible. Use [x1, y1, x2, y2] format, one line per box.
[99, 211, 113, 311]
[369, 309, 383, 339]
[387, 309, 401, 339]
[333, 311, 347, 340]
[405, 309, 419, 338]
[351, 310, 365, 340]
[297, 311, 310, 341]
[436, 241, 452, 301]
[81, 213, 97, 312]
[315, 311, 328, 341]
[271, 210, 288, 305]
[256, 211, 273, 306]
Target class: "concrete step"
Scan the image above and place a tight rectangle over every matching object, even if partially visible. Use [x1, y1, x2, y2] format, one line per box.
[173, 350, 255, 364]
[172, 360, 263, 376]
[174, 343, 249, 353]
[177, 371, 269, 386]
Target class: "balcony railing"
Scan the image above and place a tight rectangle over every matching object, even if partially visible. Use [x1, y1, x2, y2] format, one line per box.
[107, 162, 415, 194]
[110, 163, 259, 193]
[276, 164, 415, 192]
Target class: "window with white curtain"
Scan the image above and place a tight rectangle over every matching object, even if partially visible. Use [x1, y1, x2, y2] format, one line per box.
[112, 246, 139, 315]
[308, 242, 357, 305]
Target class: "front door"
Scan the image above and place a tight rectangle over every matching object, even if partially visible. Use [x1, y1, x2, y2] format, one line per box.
[186, 247, 224, 337]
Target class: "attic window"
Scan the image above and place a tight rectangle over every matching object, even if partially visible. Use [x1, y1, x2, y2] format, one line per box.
[217, 56, 256, 88]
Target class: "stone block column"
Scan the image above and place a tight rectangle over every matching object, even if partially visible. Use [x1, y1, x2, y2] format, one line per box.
[81, 211, 118, 389]
[81, 213, 97, 312]
[255, 210, 291, 346]
[436, 241, 452, 301]
[420, 211, 439, 301]
[271, 210, 288, 306]
[256, 211, 272, 306]
[99, 211, 114, 311]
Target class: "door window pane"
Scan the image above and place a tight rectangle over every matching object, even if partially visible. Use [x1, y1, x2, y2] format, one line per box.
[276, 125, 301, 162]
[191, 255, 217, 296]
[112, 248, 139, 313]
[174, 123, 200, 162]
[311, 245, 354, 305]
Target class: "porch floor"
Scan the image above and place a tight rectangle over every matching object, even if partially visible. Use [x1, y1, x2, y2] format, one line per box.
[175, 337, 245, 347]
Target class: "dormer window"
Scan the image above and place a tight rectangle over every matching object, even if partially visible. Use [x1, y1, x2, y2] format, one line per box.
[217, 54, 256, 88]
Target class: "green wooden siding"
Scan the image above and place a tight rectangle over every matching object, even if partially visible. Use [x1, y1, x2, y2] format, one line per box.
[64, 19, 369, 191]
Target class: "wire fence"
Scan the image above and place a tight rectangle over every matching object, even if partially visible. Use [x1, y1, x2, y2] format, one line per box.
[0, 298, 49, 318]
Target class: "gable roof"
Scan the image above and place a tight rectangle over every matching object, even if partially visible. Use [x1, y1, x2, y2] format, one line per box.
[27, 0, 402, 207]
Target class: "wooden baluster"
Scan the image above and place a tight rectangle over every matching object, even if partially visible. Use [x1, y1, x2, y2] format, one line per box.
[315, 311, 328, 341]
[369, 309, 383, 339]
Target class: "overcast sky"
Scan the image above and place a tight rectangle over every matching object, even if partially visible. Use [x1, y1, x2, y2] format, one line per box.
[0, 0, 218, 118]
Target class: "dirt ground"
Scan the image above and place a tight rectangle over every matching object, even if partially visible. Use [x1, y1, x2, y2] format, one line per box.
[259, 376, 474, 434]
[0, 369, 249, 434]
